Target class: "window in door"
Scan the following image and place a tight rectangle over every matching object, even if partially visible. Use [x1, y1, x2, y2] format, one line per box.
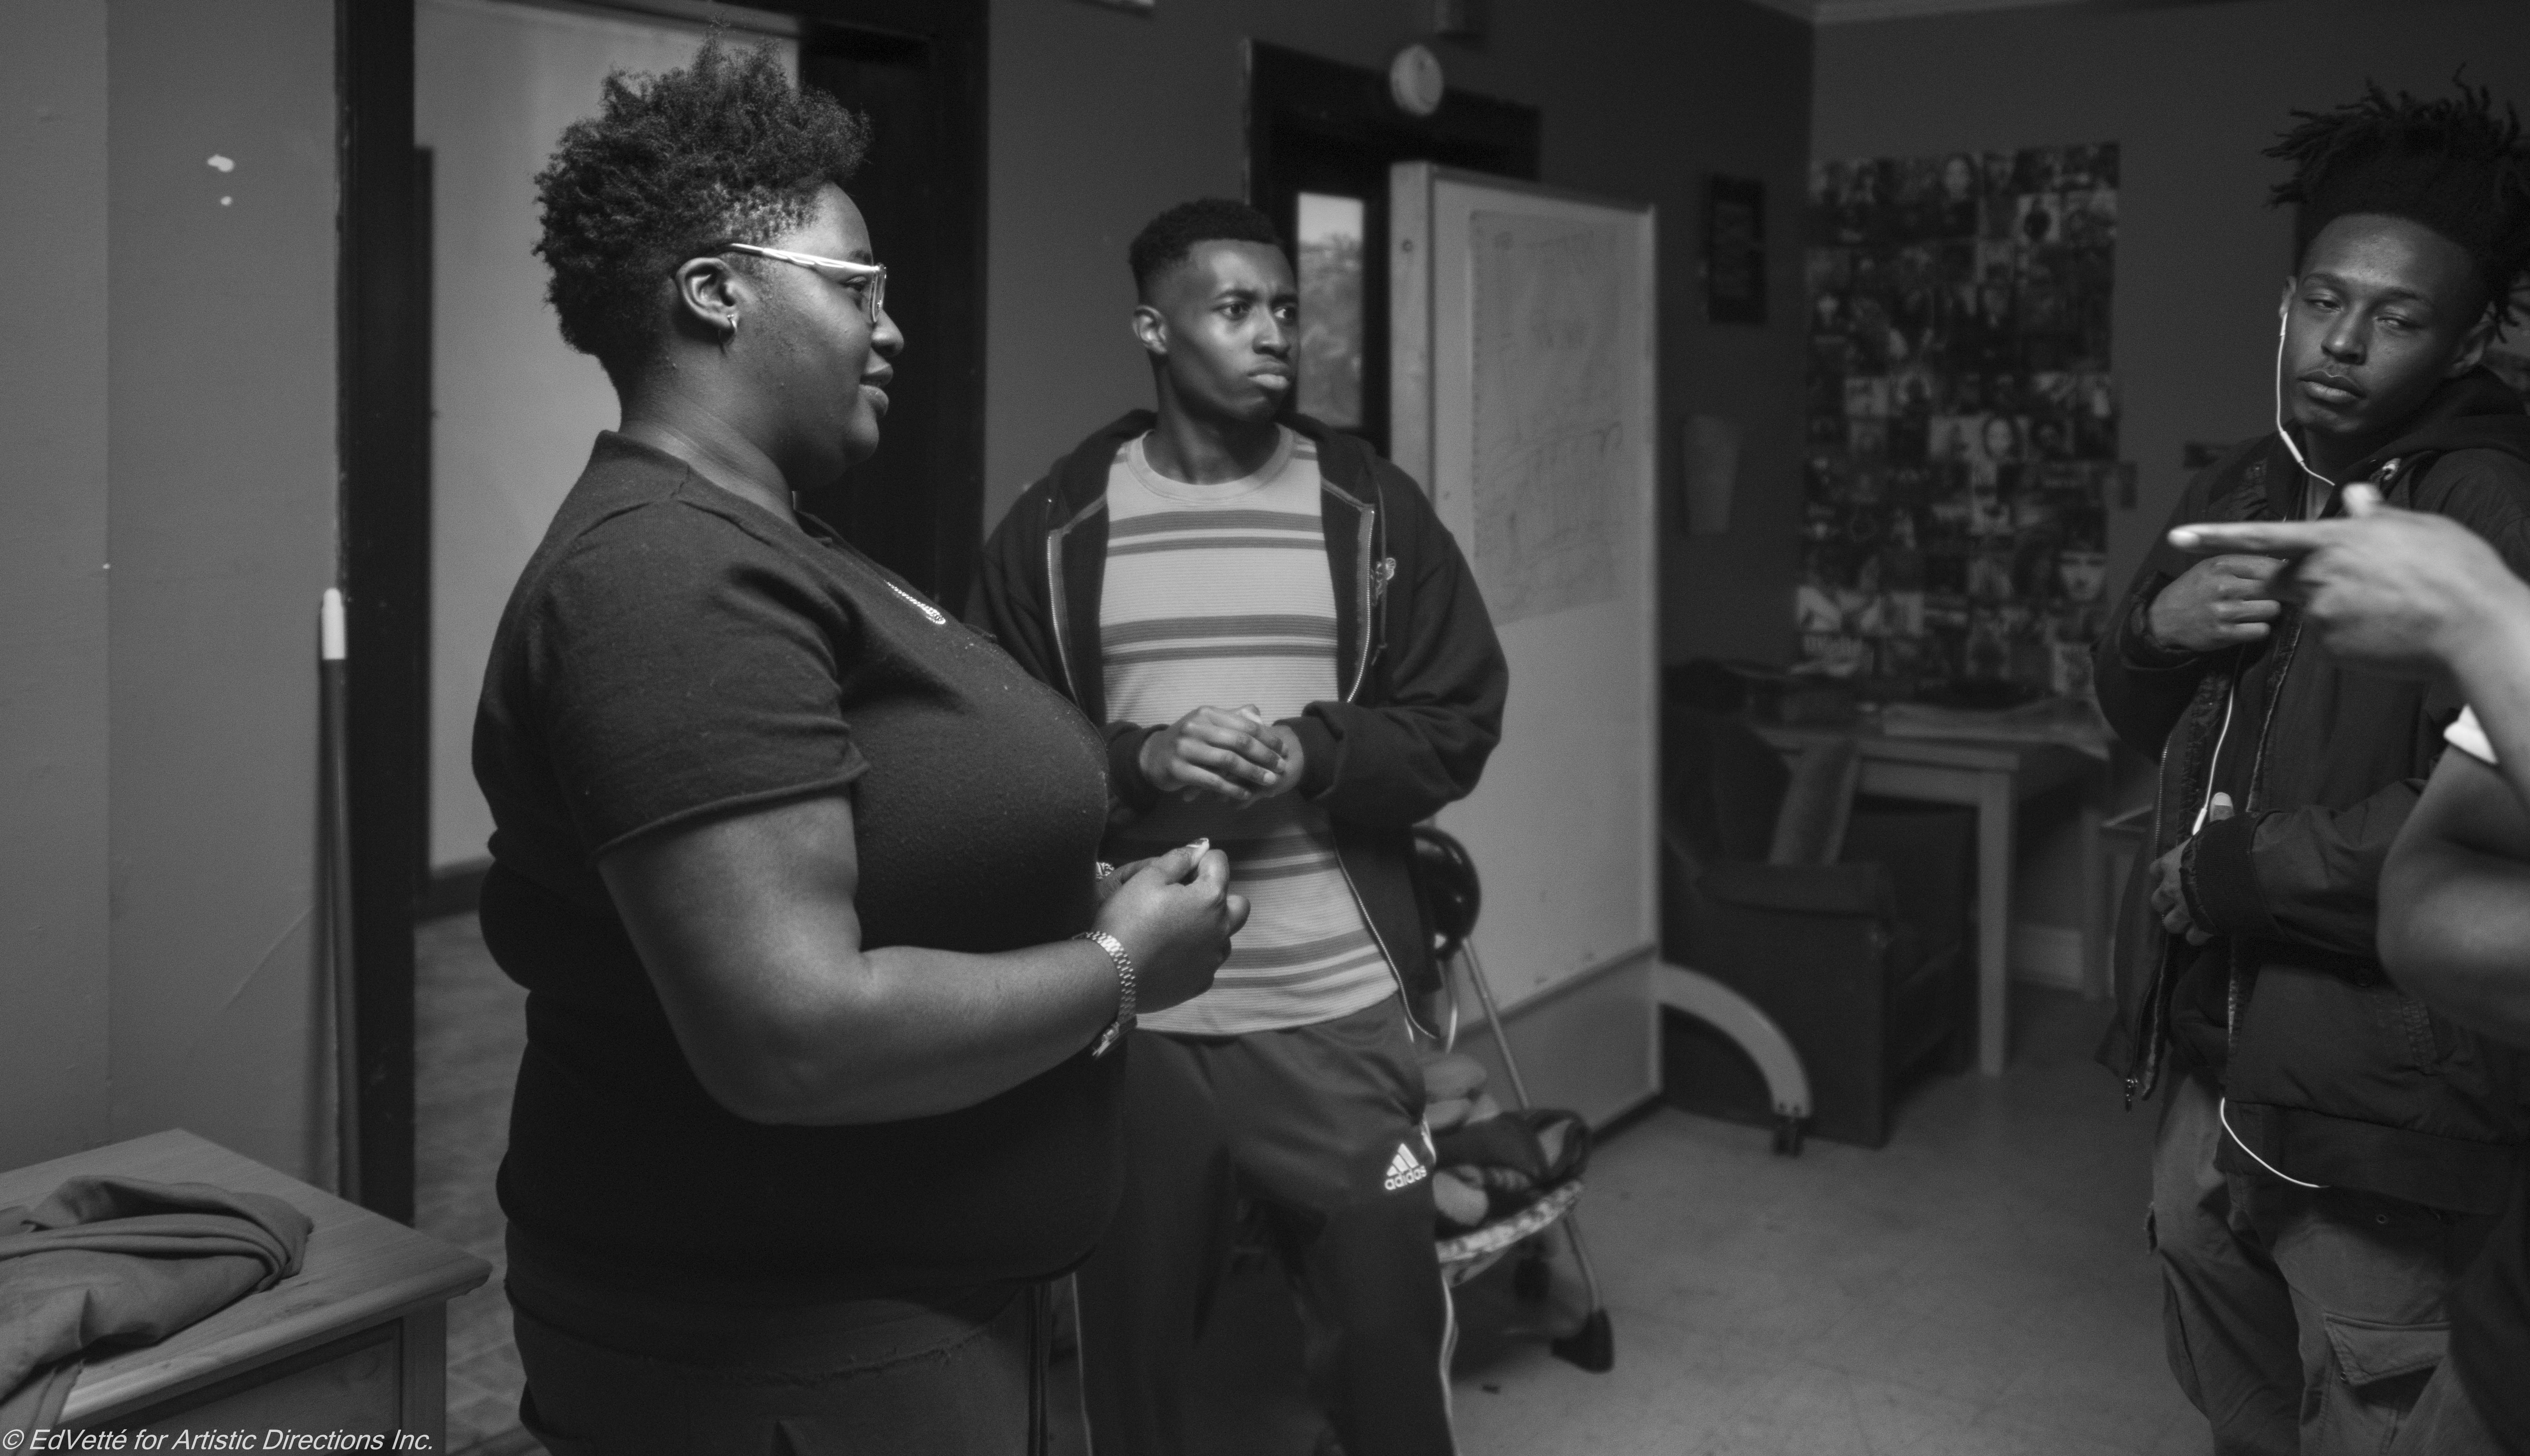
[1296, 192, 1367, 430]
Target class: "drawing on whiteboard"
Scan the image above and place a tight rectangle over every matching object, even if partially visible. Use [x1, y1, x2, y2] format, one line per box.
[1468, 210, 1627, 624]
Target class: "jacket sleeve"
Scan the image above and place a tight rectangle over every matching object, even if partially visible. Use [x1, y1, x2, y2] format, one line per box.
[1281, 466, 1508, 828]
[2092, 466, 2226, 757]
[2184, 449, 2530, 955]
[2184, 779, 2424, 956]
[970, 483, 1162, 813]
[968, 480, 1062, 687]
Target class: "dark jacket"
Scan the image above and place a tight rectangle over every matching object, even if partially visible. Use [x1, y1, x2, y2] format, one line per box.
[972, 411, 1509, 1016]
[2096, 369, 2530, 1214]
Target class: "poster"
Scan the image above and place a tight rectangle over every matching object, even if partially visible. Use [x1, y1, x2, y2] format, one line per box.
[1798, 144, 2121, 700]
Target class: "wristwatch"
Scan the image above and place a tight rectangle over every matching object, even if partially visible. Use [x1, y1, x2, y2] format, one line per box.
[1078, 931, 1137, 1058]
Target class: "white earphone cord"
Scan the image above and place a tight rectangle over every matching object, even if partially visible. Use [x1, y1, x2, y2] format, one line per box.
[2203, 325, 2328, 1192]
[2275, 302, 2340, 492]
[2220, 1095, 2326, 1189]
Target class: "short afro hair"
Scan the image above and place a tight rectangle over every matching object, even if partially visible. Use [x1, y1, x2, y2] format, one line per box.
[2268, 77, 2530, 315]
[1128, 198, 1286, 297]
[534, 42, 868, 387]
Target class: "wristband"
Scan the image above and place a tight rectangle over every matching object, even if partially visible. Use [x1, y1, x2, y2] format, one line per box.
[1077, 931, 1137, 1058]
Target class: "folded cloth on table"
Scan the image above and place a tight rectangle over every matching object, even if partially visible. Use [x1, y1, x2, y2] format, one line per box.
[0, 1176, 313, 1433]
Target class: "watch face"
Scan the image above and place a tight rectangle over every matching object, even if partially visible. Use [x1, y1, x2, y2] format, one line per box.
[1390, 44, 1445, 117]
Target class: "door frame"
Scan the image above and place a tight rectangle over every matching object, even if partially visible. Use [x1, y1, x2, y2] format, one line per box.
[336, 0, 987, 1221]
[1243, 42, 1538, 454]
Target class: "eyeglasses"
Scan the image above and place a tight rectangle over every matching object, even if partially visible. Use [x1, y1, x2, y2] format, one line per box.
[722, 242, 887, 319]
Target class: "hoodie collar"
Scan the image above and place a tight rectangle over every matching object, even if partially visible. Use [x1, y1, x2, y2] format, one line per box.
[2290, 367, 2530, 484]
[1048, 410, 1375, 516]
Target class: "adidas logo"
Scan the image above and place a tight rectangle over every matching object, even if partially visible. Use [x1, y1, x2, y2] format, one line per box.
[1382, 1142, 1428, 1192]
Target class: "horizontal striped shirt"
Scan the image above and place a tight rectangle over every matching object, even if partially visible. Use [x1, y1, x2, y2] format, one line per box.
[1102, 428, 1394, 1035]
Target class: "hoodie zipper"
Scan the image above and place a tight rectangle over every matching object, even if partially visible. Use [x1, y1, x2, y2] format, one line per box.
[2226, 616, 2299, 1062]
[1329, 487, 1435, 1040]
[2217, 461, 2396, 1060]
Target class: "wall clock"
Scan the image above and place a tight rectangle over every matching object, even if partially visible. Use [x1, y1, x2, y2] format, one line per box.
[1389, 43, 1446, 118]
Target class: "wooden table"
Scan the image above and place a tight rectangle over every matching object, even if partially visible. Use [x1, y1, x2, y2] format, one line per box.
[1753, 723, 2101, 1076]
[0, 1129, 489, 1438]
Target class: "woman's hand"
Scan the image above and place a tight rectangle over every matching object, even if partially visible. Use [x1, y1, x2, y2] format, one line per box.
[1093, 858, 1151, 909]
[1093, 844, 1249, 1012]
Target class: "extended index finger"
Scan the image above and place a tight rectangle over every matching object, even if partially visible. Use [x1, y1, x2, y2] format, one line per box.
[2168, 520, 2335, 557]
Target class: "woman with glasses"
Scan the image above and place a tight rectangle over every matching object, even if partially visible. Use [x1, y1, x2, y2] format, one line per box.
[473, 45, 1245, 1453]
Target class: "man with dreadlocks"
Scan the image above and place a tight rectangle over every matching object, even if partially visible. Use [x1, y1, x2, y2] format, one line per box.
[2093, 81, 2530, 1454]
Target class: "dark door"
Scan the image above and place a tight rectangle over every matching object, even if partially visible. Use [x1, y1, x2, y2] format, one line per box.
[1247, 43, 1539, 456]
[796, 1, 987, 609]
[337, 0, 987, 1220]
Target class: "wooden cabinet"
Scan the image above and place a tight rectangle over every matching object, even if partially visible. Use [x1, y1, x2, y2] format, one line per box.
[0, 1130, 489, 1441]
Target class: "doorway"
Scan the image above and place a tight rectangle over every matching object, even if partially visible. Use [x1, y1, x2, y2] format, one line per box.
[1245, 42, 1539, 455]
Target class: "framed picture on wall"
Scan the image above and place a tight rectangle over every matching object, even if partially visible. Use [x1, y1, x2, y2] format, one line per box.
[1705, 175, 1766, 324]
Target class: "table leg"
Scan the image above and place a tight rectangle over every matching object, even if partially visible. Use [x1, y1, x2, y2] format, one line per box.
[397, 1305, 446, 1448]
[1977, 774, 2014, 1076]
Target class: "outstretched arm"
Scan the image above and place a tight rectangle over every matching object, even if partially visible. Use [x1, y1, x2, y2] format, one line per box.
[2170, 480, 2530, 727]
[2179, 482, 2530, 1041]
[2381, 749, 2530, 1045]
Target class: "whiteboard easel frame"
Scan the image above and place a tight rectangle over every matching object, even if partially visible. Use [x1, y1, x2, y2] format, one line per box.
[1389, 162, 1660, 1027]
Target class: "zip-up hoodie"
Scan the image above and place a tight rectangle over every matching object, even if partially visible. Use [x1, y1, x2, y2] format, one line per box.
[971, 410, 1509, 1009]
[2095, 368, 2530, 1214]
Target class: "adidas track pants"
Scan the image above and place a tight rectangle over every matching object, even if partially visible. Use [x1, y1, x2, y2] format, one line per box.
[1075, 996, 1458, 1456]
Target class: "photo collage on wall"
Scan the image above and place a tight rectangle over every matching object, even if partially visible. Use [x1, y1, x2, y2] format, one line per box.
[1799, 143, 2125, 702]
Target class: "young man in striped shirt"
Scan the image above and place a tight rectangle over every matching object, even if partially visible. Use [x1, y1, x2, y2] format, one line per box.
[976, 199, 1507, 1456]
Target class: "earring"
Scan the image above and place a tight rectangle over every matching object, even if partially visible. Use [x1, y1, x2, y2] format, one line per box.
[726, 314, 741, 338]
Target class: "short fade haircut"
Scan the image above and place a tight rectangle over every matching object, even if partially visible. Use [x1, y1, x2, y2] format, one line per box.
[534, 43, 869, 388]
[1128, 198, 1286, 297]
[2268, 77, 2530, 319]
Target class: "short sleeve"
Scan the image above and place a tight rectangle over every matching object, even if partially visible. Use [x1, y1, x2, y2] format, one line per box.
[2446, 707, 2499, 768]
[525, 504, 869, 858]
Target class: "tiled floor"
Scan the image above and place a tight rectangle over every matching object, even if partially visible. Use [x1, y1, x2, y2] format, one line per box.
[416, 910, 2204, 1455]
[1433, 990, 2205, 1456]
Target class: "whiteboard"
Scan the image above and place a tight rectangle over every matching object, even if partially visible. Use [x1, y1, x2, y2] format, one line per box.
[1390, 164, 1658, 1010]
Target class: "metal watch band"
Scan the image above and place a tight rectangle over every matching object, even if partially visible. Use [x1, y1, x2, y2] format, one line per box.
[1078, 930, 1136, 1058]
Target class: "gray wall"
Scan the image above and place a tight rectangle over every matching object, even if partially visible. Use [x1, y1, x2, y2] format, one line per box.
[1814, 0, 2530, 596]
[981, 0, 1815, 666]
[418, 1, 794, 874]
[3, 0, 1808, 1175]
[1, 0, 339, 1179]
[1, 0, 112, 1172]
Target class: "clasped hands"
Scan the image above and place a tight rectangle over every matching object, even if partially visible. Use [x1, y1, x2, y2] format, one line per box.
[1137, 705, 1306, 807]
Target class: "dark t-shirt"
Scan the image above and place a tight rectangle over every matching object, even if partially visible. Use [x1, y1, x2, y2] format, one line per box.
[2454, 1171, 2530, 1449]
[472, 433, 1119, 1298]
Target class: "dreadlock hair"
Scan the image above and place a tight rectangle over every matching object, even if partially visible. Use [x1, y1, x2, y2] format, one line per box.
[534, 43, 868, 388]
[1128, 199, 1286, 298]
[2267, 77, 2530, 319]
